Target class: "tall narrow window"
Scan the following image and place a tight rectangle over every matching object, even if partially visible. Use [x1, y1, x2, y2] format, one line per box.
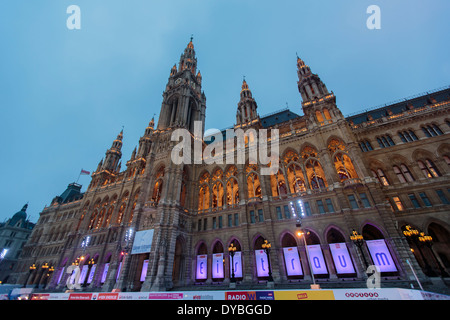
[258, 209, 264, 222]
[436, 189, 449, 204]
[401, 164, 415, 182]
[392, 196, 404, 211]
[317, 200, 326, 214]
[347, 194, 359, 209]
[325, 198, 335, 213]
[419, 192, 432, 207]
[304, 202, 312, 216]
[359, 193, 371, 208]
[408, 194, 421, 208]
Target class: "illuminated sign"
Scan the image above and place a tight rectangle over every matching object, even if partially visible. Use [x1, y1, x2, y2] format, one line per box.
[196, 255, 208, 280]
[78, 265, 89, 284]
[116, 262, 122, 280]
[131, 229, 154, 254]
[366, 240, 398, 272]
[255, 250, 270, 277]
[87, 264, 96, 284]
[140, 260, 149, 282]
[101, 263, 109, 283]
[229, 251, 243, 278]
[329, 243, 356, 274]
[283, 247, 303, 276]
[212, 253, 224, 279]
[307, 245, 328, 275]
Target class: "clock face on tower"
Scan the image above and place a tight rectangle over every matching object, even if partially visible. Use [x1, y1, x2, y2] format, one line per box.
[175, 78, 182, 85]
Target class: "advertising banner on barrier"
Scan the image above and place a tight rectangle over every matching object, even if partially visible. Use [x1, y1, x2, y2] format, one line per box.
[212, 253, 224, 279]
[283, 247, 303, 276]
[329, 243, 356, 274]
[307, 245, 328, 274]
[196, 255, 208, 280]
[366, 240, 398, 272]
[229, 251, 243, 278]
[225, 291, 274, 300]
[274, 290, 335, 300]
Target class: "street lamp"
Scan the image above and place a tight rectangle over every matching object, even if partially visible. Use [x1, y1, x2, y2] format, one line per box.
[403, 225, 436, 276]
[228, 243, 237, 283]
[36, 262, 49, 288]
[261, 240, 274, 282]
[418, 232, 449, 277]
[350, 229, 369, 270]
[43, 265, 55, 288]
[296, 229, 317, 288]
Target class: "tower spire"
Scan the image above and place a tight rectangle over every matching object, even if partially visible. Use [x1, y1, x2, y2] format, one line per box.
[236, 78, 258, 125]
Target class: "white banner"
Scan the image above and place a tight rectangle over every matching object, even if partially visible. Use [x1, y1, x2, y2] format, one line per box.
[283, 247, 303, 276]
[212, 253, 224, 279]
[329, 243, 356, 274]
[229, 251, 243, 278]
[307, 245, 328, 275]
[366, 240, 398, 272]
[131, 229, 154, 254]
[196, 255, 208, 280]
[255, 250, 270, 277]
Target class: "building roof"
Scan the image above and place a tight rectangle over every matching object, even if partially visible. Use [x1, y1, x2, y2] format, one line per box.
[1, 204, 35, 230]
[346, 86, 450, 125]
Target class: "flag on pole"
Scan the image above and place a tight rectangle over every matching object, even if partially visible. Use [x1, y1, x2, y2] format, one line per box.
[80, 169, 90, 175]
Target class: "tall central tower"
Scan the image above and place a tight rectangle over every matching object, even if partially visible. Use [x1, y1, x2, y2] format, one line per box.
[157, 38, 207, 134]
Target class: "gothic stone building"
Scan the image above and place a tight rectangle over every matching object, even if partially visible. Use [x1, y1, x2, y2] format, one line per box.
[10, 40, 450, 292]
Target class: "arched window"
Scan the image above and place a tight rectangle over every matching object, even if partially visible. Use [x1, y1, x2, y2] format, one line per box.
[305, 159, 327, 189]
[247, 166, 262, 200]
[418, 159, 441, 178]
[198, 185, 210, 211]
[287, 164, 306, 193]
[371, 169, 390, 186]
[270, 169, 287, 198]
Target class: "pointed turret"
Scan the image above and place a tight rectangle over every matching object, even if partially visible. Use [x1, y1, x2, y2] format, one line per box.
[236, 78, 259, 125]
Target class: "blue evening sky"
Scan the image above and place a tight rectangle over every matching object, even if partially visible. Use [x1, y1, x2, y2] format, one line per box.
[0, 0, 449, 223]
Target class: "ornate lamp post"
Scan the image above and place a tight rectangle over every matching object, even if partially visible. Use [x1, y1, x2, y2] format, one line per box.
[403, 225, 435, 276]
[23, 263, 36, 288]
[418, 232, 448, 277]
[36, 262, 49, 288]
[261, 240, 274, 282]
[228, 243, 237, 284]
[350, 229, 369, 270]
[43, 265, 55, 289]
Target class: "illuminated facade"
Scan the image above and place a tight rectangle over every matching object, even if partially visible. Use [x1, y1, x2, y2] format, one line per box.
[10, 40, 450, 292]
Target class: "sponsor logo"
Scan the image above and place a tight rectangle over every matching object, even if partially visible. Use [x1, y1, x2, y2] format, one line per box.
[98, 293, 119, 300]
[297, 293, 308, 300]
[68, 293, 92, 300]
[226, 291, 274, 300]
[148, 293, 183, 300]
[345, 292, 379, 298]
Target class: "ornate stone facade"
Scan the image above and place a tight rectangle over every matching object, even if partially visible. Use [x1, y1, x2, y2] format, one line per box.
[10, 40, 450, 292]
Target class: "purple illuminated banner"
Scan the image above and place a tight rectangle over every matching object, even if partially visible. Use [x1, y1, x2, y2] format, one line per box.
[101, 263, 110, 283]
[329, 243, 355, 274]
[366, 240, 398, 272]
[283, 247, 303, 276]
[255, 250, 270, 277]
[196, 255, 208, 280]
[78, 265, 89, 284]
[229, 251, 243, 278]
[212, 253, 224, 279]
[87, 264, 96, 284]
[307, 244, 328, 275]
[140, 260, 149, 282]
[116, 262, 122, 281]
